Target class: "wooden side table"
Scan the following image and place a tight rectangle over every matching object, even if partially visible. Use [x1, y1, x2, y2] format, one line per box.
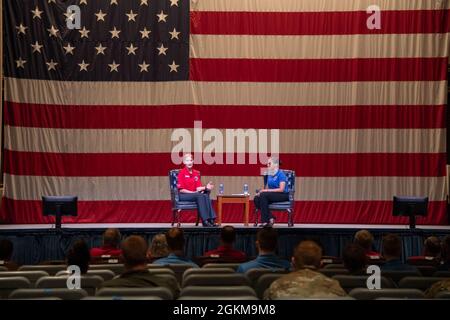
[216, 195, 250, 226]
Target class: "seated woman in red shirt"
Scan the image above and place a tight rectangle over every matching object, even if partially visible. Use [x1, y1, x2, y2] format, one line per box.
[177, 154, 217, 227]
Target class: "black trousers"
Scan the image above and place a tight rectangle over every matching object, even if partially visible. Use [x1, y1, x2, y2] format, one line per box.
[179, 192, 216, 223]
[254, 192, 289, 223]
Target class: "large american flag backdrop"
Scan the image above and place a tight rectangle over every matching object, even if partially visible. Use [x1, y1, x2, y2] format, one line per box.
[1, 0, 449, 225]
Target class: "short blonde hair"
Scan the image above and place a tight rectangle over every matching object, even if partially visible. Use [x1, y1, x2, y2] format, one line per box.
[183, 153, 193, 163]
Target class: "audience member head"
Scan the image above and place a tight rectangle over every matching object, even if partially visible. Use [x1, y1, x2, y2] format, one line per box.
[66, 239, 90, 274]
[441, 235, 450, 263]
[354, 230, 375, 253]
[256, 226, 278, 254]
[165, 227, 185, 253]
[382, 233, 402, 260]
[292, 240, 322, 270]
[423, 236, 441, 257]
[220, 226, 237, 246]
[343, 244, 367, 274]
[102, 228, 121, 249]
[0, 239, 14, 261]
[149, 234, 169, 259]
[121, 235, 148, 270]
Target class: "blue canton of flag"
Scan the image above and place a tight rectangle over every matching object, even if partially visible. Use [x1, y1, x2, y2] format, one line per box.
[4, 0, 189, 81]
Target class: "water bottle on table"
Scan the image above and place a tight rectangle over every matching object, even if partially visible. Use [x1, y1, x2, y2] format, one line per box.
[219, 183, 224, 195]
[243, 184, 249, 196]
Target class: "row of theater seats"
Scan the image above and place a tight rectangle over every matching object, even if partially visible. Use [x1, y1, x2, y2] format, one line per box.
[320, 263, 450, 278]
[6, 288, 450, 300]
[1, 263, 450, 300]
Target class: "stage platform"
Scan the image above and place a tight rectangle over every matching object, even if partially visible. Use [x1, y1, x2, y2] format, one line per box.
[1, 223, 449, 266]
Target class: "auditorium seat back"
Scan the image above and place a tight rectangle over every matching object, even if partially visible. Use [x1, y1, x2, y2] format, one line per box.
[9, 288, 88, 300]
[416, 266, 437, 277]
[183, 267, 235, 280]
[18, 265, 67, 276]
[35, 275, 104, 295]
[182, 273, 250, 288]
[398, 277, 443, 291]
[56, 269, 116, 281]
[96, 287, 173, 300]
[332, 275, 394, 293]
[435, 291, 450, 299]
[202, 263, 241, 270]
[319, 269, 350, 277]
[433, 271, 450, 277]
[148, 268, 176, 277]
[0, 271, 49, 284]
[245, 268, 289, 286]
[178, 295, 258, 300]
[82, 296, 163, 300]
[0, 277, 31, 299]
[180, 286, 256, 298]
[381, 270, 422, 284]
[323, 264, 345, 269]
[349, 288, 425, 300]
[90, 264, 125, 274]
[164, 264, 195, 283]
[254, 273, 285, 299]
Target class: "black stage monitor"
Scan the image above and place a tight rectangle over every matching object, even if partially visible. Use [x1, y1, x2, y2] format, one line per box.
[393, 196, 428, 229]
[42, 196, 78, 229]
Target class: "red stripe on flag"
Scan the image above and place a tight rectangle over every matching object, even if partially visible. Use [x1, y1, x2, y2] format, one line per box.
[4, 151, 446, 177]
[4, 102, 446, 129]
[1, 198, 447, 225]
[189, 58, 448, 82]
[190, 10, 450, 35]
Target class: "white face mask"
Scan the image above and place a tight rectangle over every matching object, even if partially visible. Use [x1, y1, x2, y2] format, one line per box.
[183, 156, 194, 169]
[267, 161, 278, 175]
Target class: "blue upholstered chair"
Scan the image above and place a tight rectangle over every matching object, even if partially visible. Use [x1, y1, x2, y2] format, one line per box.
[253, 169, 296, 227]
[169, 169, 200, 227]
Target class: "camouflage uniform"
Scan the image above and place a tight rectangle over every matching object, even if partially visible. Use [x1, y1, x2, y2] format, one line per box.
[425, 279, 450, 298]
[264, 268, 347, 299]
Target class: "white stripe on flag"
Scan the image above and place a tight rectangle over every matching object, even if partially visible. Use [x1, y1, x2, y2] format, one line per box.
[190, 34, 449, 59]
[4, 126, 446, 154]
[4, 174, 447, 201]
[5, 78, 447, 106]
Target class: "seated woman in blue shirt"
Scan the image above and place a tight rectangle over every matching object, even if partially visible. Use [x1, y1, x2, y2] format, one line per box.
[254, 157, 289, 227]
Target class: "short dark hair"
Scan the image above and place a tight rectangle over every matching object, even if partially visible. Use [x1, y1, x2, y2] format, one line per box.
[221, 226, 236, 245]
[66, 239, 90, 274]
[103, 228, 121, 248]
[343, 244, 367, 274]
[166, 228, 185, 251]
[423, 236, 441, 257]
[382, 233, 402, 258]
[121, 235, 148, 268]
[256, 227, 278, 252]
[0, 239, 13, 261]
